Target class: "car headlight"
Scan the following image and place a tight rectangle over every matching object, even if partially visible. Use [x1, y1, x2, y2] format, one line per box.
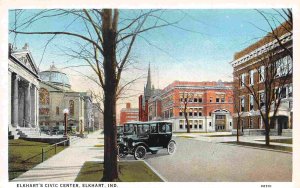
[132, 142, 136, 147]
[124, 142, 128, 146]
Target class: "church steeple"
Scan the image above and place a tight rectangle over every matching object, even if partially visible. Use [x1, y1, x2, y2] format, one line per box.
[144, 63, 152, 100]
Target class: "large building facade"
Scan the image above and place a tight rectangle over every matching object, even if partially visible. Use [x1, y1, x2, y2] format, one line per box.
[148, 81, 234, 132]
[230, 22, 293, 135]
[8, 44, 40, 138]
[39, 64, 93, 132]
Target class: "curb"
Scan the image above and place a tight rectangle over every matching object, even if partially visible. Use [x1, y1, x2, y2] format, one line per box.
[143, 160, 168, 182]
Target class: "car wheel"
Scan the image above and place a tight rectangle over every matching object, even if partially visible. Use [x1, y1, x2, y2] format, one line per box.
[167, 140, 176, 155]
[134, 145, 147, 160]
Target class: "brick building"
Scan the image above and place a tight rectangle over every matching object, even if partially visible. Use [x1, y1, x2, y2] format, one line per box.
[148, 80, 234, 132]
[229, 22, 293, 135]
[119, 103, 139, 125]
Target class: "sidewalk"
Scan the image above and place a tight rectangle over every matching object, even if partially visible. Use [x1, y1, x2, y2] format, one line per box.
[12, 130, 104, 182]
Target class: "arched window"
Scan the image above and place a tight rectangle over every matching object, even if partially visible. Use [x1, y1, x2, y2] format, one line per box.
[39, 88, 49, 105]
[69, 100, 74, 116]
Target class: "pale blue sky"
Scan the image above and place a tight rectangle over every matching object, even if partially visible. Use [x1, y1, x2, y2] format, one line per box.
[9, 9, 287, 108]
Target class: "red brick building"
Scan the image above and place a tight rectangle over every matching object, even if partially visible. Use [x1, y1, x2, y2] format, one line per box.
[148, 80, 234, 132]
[230, 22, 293, 136]
[119, 103, 139, 125]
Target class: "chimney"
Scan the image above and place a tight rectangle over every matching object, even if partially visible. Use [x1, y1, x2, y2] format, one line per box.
[126, 103, 131, 109]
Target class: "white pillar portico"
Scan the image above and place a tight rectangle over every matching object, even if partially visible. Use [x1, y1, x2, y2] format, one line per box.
[13, 74, 20, 128]
[25, 82, 32, 127]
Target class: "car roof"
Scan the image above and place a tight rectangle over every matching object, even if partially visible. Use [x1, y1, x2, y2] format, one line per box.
[126, 120, 173, 125]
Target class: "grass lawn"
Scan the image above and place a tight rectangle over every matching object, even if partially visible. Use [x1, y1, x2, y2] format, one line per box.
[256, 138, 292, 144]
[222, 141, 292, 152]
[75, 161, 163, 182]
[9, 139, 66, 180]
[94, 144, 104, 147]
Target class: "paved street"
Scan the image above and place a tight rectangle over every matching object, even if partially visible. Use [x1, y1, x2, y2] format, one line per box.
[144, 137, 292, 182]
[12, 130, 104, 182]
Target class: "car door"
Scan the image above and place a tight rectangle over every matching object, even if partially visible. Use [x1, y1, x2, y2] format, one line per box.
[159, 123, 172, 147]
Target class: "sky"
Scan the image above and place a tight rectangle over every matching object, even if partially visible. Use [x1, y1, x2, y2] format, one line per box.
[8, 9, 286, 112]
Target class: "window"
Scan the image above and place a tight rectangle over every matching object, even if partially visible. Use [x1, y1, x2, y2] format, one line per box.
[194, 111, 198, 116]
[189, 111, 193, 117]
[199, 98, 203, 103]
[249, 95, 254, 111]
[209, 112, 212, 116]
[240, 73, 246, 87]
[221, 97, 225, 103]
[194, 98, 198, 102]
[199, 124, 202, 129]
[259, 66, 265, 82]
[210, 97, 213, 103]
[240, 97, 245, 112]
[69, 100, 74, 116]
[194, 125, 197, 129]
[198, 111, 202, 116]
[216, 98, 220, 103]
[230, 122, 232, 126]
[280, 87, 287, 99]
[170, 108, 173, 117]
[276, 56, 292, 77]
[259, 92, 265, 107]
[56, 106, 59, 115]
[249, 70, 254, 85]
[180, 125, 183, 129]
[179, 111, 183, 117]
[209, 122, 211, 126]
[288, 85, 293, 97]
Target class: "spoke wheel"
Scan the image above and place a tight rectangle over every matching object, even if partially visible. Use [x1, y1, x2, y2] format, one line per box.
[167, 141, 176, 155]
[134, 145, 147, 160]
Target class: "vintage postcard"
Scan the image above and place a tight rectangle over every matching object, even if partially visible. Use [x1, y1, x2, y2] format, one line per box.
[0, 0, 299, 188]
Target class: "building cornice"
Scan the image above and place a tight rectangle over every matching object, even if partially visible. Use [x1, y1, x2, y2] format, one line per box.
[229, 32, 292, 68]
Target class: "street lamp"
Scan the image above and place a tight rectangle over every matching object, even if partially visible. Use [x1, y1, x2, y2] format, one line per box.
[63, 108, 69, 137]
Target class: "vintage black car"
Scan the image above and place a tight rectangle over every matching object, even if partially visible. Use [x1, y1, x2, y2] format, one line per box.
[118, 121, 176, 160]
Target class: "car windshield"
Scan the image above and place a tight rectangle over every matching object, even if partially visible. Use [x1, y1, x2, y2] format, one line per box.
[137, 124, 150, 136]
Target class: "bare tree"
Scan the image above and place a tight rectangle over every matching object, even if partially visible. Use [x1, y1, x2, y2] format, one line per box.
[180, 91, 194, 133]
[231, 74, 245, 142]
[10, 9, 182, 181]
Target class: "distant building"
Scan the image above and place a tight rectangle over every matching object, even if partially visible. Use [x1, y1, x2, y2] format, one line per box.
[93, 103, 103, 130]
[120, 103, 139, 125]
[230, 22, 293, 135]
[39, 64, 93, 132]
[148, 81, 234, 132]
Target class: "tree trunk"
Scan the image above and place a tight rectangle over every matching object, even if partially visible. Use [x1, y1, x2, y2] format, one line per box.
[101, 9, 119, 181]
[265, 119, 270, 146]
[184, 113, 190, 133]
[236, 117, 240, 142]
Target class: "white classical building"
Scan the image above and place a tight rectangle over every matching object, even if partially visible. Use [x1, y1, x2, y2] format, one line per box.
[8, 43, 40, 138]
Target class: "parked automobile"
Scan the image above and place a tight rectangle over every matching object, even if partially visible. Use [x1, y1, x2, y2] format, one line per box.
[118, 121, 176, 160]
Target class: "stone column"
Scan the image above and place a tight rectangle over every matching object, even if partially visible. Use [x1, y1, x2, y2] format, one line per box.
[36, 87, 39, 128]
[31, 84, 36, 127]
[25, 82, 32, 127]
[8, 70, 12, 129]
[13, 74, 20, 128]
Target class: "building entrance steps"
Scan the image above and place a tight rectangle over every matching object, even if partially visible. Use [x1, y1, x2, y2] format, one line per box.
[11, 130, 104, 182]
